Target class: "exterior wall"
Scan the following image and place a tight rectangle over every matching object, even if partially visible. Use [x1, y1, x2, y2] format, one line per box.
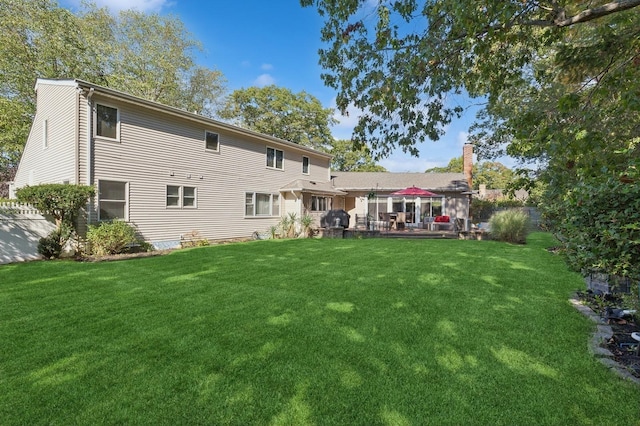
[13, 82, 79, 188]
[87, 93, 330, 245]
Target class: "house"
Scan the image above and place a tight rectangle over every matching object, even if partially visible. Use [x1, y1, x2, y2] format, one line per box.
[10, 79, 342, 248]
[10, 78, 472, 248]
[330, 144, 473, 228]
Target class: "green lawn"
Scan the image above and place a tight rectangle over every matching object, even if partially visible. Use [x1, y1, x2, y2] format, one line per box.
[1, 233, 638, 425]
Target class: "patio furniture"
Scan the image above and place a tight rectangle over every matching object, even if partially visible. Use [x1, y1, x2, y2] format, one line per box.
[423, 216, 435, 230]
[432, 215, 453, 231]
[396, 212, 406, 230]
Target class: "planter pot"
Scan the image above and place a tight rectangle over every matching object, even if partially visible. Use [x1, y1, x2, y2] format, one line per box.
[586, 272, 633, 294]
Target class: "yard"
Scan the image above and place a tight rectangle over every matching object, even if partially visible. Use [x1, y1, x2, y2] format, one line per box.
[1, 233, 638, 425]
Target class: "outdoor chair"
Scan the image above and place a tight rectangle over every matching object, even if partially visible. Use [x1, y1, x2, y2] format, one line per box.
[432, 215, 453, 231]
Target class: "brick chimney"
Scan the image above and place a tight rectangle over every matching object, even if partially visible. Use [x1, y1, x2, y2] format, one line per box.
[463, 143, 473, 189]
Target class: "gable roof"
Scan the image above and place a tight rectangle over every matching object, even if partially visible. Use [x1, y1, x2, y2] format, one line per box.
[331, 172, 471, 193]
[35, 78, 333, 160]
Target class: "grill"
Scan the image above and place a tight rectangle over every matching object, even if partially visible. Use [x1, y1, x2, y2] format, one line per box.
[320, 209, 350, 228]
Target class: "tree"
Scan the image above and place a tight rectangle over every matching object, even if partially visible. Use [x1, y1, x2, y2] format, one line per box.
[425, 157, 463, 173]
[15, 184, 95, 229]
[474, 161, 514, 191]
[330, 139, 386, 171]
[425, 156, 514, 190]
[105, 9, 226, 116]
[0, 0, 227, 183]
[219, 85, 337, 151]
[301, 0, 640, 159]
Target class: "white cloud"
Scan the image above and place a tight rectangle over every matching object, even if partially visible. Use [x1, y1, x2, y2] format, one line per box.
[457, 131, 469, 147]
[83, 0, 171, 12]
[241, 60, 251, 68]
[253, 74, 275, 87]
[329, 98, 363, 139]
[379, 156, 436, 173]
[261, 63, 274, 71]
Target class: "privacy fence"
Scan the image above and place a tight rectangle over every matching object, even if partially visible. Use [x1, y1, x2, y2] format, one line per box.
[0, 202, 55, 264]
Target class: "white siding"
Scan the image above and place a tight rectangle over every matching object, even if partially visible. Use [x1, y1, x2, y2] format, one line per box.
[13, 82, 79, 189]
[90, 95, 331, 244]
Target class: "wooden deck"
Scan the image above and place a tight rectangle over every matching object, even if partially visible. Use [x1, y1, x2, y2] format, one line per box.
[322, 227, 488, 240]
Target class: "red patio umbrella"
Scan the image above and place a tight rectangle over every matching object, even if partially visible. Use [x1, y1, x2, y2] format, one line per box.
[391, 186, 440, 197]
[390, 186, 442, 226]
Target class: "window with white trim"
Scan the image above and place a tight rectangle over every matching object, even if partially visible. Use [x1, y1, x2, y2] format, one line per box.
[205, 131, 219, 151]
[96, 104, 119, 140]
[311, 196, 329, 212]
[245, 192, 279, 217]
[98, 180, 127, 220]
[167, 185, 197, 208]
[266, 147, 284, 170]
[302, 156, 309, 174]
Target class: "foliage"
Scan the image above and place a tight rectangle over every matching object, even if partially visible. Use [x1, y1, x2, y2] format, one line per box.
[300, 214, 315, 238]
[425, 156, 515, 190]
[219, 85, 336, 151]
[470, 198, 525, 222]
[86, 220, 142, 256]
[268, 225, 280, 240]
[551, 170, 640, 279]
[488, 209, 532, 244]
[37, 223, 72, 259]
[425, 157, 464, 173]
[180, 230, 210, 248]
[15, 184, 94, 229]
[330, 139, 386, 171]
[302, 0, 640, 159]
[0, 0, 227, 176]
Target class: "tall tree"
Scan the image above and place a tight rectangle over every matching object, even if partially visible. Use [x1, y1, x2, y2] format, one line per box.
[0, 0, 227, 189]
[330, 139, 386, 171]
[301, 0, 640, 160]
[425, 156, 514, 190]
[425, 157, 463, 173]
[219, 85, 337, 151]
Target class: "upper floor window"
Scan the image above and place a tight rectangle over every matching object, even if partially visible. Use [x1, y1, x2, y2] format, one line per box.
[302, 156, 309, 174]
[167, 185, 197, 208]
[96, 104, 119, 140]
[266, 147, 284, 170]
[98, 180, 127, 220]
[205, 131, 219, 151]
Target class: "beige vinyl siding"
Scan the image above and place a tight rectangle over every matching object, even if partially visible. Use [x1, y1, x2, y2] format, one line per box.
[91, 95, 328, 243]
[13, 82, 79, 189]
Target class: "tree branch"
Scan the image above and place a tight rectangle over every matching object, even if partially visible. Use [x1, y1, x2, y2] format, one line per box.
[525, 0, 640, 27]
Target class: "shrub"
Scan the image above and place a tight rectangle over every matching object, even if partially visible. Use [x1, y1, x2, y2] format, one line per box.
[87, 221, 140, 256]
[37, 224, 73, 259]
[488, 209, 531, 244]
[551, 172, 640, 279]
[181, 230, 209, 248]
[15, 184, 94, 228]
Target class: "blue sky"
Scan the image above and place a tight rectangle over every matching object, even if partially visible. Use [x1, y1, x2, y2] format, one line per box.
[61, 0, 485, 172]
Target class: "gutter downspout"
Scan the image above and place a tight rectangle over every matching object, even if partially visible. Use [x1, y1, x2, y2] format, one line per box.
[86, 88, 94, 223]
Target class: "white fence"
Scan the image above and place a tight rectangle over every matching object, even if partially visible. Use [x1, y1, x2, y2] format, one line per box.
[0, 202, 56, 264]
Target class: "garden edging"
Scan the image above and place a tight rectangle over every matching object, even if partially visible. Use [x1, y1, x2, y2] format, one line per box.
[569, 294, 640, 385]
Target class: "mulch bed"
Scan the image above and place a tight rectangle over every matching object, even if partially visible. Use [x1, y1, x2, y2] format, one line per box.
[575, 290, 640, 381]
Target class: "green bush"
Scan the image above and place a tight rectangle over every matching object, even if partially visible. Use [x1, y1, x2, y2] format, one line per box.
[488, 209, 532, 244]
[37, 224, 72, 259]
[15, 184, 94, 228]
[87, 221, 141, 256]
[552, 172, 640, 279]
